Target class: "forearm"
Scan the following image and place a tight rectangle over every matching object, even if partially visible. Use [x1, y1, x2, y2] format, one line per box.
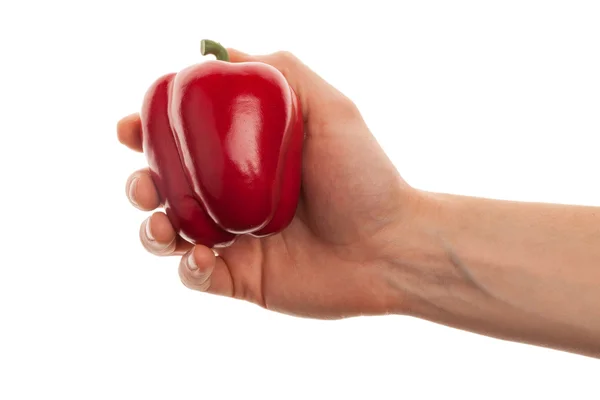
[387, 191, 600, 358]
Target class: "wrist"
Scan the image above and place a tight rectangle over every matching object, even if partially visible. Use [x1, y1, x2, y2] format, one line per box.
[377, 191, 600, 357]
[377, 190, 482, 317]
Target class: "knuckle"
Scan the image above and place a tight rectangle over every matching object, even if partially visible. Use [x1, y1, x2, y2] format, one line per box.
[313, 94, 362, 130]
[272, 50, 297, 64]
[327, 94, 361, 121]
[339, 95, 360, 115]
[268, 51, 301, 75]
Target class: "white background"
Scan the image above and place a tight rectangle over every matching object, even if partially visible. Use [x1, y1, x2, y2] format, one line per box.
[1, 1, 599, 399]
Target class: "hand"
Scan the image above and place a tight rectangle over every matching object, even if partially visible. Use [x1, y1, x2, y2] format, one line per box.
[118, 49, 418, 319]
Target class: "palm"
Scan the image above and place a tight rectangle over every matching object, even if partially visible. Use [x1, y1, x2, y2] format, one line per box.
[218, 109, 407, 318]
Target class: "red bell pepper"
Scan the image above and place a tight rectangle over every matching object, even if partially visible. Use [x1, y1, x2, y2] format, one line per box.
[140, 40, 304, 248]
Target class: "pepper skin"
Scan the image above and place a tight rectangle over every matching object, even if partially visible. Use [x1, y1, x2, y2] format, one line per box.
[140, 40, 304, 248]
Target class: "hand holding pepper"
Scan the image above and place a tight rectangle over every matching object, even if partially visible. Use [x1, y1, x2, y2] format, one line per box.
[119, 46, 411, 318]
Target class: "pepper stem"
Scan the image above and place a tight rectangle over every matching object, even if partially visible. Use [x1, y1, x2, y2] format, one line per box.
[200, 39, 230, 62]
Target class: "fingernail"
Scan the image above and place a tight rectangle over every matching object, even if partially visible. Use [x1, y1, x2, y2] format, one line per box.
[128, 177, 139, 207]
[145, 217, 155, 241]
[186, 251, 198, 271]
[140, 217, 176, 255]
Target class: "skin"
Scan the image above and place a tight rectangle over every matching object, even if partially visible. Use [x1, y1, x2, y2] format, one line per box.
[118, 49, 600, 358]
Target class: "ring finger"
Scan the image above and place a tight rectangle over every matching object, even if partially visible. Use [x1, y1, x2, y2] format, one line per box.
[140, 212, 193, 256]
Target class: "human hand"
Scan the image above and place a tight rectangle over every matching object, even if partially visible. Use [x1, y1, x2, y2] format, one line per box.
[118, 49, 419, 319]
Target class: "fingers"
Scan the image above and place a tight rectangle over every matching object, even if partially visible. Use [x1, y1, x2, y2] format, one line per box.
[140, 212, 193, 256]
[178, 246, 234, 297]
[127, 166, 193, 256]
[117, 113, 143, 152]
[125, 169, 161, 211]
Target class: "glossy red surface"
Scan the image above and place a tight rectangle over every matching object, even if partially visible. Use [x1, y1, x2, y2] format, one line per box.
[140, 61, 303, 247]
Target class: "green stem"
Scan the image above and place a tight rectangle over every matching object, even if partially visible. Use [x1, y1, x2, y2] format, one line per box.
[200, 39, 229, 62]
